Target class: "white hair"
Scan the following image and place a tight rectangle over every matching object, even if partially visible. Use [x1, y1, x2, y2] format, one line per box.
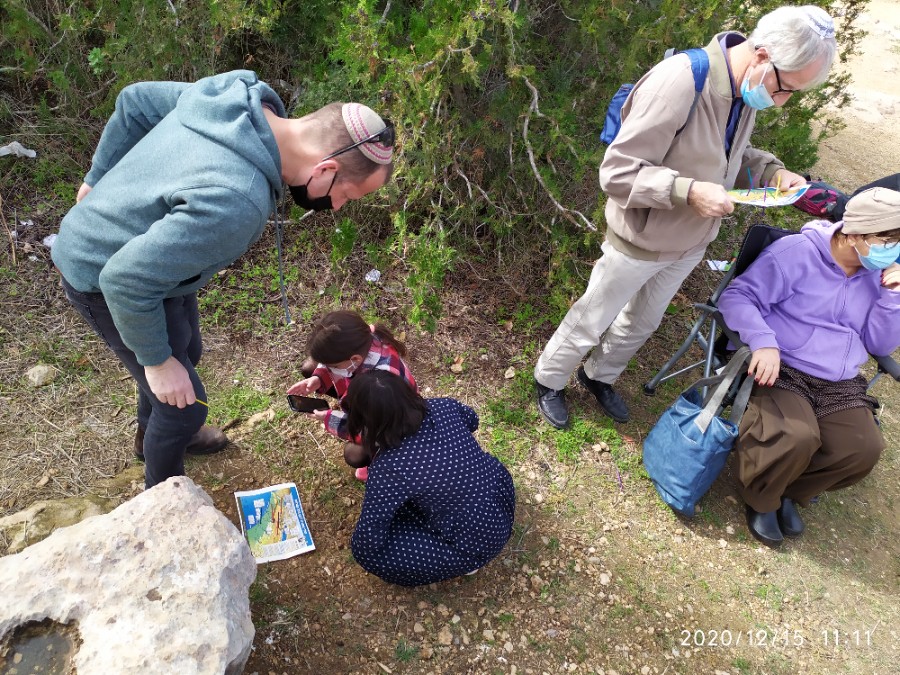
[750, 5, 837, 87]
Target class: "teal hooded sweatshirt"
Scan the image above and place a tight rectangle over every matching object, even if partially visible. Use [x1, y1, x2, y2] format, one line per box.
[52, 70, 285, 366]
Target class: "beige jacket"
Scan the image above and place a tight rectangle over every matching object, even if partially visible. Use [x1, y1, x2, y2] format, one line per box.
[598, 33, 784, 261]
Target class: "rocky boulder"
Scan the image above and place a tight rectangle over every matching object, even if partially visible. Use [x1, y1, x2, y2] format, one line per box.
[0, 477, 257, 674]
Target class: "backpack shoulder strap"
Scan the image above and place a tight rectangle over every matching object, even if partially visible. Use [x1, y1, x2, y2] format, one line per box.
[672, 48, 710, 136]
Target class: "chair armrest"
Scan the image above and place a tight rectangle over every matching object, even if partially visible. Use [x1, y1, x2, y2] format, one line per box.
[875, 354, 900, 382]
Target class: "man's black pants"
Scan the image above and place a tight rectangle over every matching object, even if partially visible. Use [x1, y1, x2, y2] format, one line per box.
[61, 277, 207, 488]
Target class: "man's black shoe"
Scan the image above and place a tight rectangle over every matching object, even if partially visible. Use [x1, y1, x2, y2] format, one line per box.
[746, 505, 784, 548]
[134, 425, 229, 462]
[777, 497, 805, 537]
[535, 379, 569, 429]
[577, 367, 629, 423]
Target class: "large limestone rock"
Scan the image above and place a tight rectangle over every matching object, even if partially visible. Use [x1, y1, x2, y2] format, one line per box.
[0, 477, 257, 674]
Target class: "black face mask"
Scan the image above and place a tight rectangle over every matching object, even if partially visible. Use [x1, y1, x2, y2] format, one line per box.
[289, 173, 337, 211]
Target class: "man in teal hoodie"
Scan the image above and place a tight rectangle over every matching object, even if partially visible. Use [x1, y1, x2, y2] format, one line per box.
[52, 70, 395, 488]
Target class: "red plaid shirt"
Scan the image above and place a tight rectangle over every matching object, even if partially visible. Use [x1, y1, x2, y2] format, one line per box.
[313, 334, 417, 441]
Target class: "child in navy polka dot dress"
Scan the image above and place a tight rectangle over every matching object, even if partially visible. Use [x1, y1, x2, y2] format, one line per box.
[287, 310, 417, 481]
[344, 370, 516, 587]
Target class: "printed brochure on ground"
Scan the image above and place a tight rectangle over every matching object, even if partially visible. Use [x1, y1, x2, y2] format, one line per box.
[234, 482, 315, 563]
[727, 184, 809, 207]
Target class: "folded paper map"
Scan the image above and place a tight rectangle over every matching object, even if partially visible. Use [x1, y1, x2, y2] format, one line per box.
[234, 482, 315, 563]
[727, 184, 809, 207]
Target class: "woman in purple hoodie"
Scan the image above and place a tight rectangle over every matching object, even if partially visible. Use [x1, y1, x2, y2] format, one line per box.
[719, 187, 900, 548]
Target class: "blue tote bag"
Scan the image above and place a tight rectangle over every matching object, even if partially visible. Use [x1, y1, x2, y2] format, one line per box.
[642, 348, 754, 517]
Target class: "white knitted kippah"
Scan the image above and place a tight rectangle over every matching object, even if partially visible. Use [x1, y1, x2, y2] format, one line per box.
[842, 187, 900, 235]
[803, 5, 835, 40]
[341, 103, 393, 165]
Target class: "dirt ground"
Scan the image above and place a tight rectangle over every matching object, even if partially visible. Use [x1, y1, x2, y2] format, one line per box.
[2, 3, 900, 675]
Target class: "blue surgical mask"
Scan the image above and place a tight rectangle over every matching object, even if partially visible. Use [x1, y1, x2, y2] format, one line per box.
[855, 241, 900, 270]
[740, 63, 775, 110]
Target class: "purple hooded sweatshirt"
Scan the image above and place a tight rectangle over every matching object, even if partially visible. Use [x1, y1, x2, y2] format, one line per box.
[718, 220, 900, 382]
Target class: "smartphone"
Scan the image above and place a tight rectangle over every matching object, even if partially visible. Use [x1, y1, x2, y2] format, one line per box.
[287, 395, 331, 414]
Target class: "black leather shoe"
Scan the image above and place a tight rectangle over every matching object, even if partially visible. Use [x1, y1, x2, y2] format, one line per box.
[535, 379, 569, 429]
[777, 497, 805, 537]
[134, 425, 229, 462]
[745, 505, 784, 548]
[577, 367, 629, 423]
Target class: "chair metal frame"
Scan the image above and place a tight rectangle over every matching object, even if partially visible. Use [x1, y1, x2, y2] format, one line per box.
[644, 223, 900, 396]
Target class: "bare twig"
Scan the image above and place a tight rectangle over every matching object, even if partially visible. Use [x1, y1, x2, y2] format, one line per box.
[379, 0, 392, 23]
[521, 77, 595, 230]
[0, 199, 16, 266]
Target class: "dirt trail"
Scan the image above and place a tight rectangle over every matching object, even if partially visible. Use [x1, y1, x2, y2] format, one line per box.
[814, 0, 900, 189]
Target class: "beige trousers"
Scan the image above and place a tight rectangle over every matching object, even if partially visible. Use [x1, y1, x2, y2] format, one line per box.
[534, 240, 705, 391]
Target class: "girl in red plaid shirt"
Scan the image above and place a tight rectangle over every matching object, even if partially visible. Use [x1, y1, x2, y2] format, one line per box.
[288, 310, 417, 480]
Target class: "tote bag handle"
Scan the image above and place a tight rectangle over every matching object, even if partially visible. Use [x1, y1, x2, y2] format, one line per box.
[685, 347, 752, 434]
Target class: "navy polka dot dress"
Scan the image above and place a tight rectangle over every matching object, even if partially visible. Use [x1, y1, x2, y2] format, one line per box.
[350, 398, 516, 587]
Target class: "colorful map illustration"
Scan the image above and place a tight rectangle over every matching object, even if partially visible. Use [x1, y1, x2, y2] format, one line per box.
[235, 482, 315, 563]
[727, 184, 809, 207]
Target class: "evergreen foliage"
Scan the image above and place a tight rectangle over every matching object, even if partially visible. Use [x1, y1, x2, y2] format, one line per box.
[0, 0, 869, 329]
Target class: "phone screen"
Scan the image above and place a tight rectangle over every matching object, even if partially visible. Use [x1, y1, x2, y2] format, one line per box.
[287, 395, 331, 414]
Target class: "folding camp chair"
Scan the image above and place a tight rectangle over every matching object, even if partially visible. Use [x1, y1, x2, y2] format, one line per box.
[643, 223, 900, 396]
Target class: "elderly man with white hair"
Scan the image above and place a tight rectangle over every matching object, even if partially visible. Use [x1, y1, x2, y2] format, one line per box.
[719, 187, 900, 547]
[53, 70, 395, 489]
[535, 6, 838, 430]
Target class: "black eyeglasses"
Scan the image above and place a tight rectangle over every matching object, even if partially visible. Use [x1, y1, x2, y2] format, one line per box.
[771, 64, 799, 96]
[322, 118, 395, 161]
[865, 235, 900, 250]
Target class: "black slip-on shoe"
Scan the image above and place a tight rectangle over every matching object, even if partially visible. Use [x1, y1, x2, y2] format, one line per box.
[777, 497, 805, 537]
[535, 379, 569, 429]
[577, 367, 629, 423]
[746, 505, 784, 548]
[134, 425, 229, 462]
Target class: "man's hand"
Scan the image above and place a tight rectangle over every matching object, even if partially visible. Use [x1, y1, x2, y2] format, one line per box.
[882, 262, 900, 291]
[76, 182, 92, 203]
[287, 376, 321, 396]
[772, 169, 807, 189]
[687, 181, 734, 218]
[145, 357, 196, 408]
[748, 347, 780, 386]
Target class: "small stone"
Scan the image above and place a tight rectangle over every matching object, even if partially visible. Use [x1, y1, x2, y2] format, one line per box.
[718, 539, 728, 548]
[436, 603, 449, 617]
[599, 573, 611, 585]
[504, 641, 514, 653]
[420, 645, 434, 659]
[451, 615, 460, 624]
[25, 364, 57, 387]
[413, 622, 425, 633]
[437, 625, 453, 646]
[534, 493, 544, 504]
[592, 442, 609, 453]
[504, 367, 516, 379]
[246, 409, 275, 429]
[13, 653, 23, 664]
[483, 629, 495, 641]
[725, 525, 735, 535]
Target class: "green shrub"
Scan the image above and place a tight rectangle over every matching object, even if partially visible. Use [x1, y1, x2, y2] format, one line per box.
[1, 0, 869, 328]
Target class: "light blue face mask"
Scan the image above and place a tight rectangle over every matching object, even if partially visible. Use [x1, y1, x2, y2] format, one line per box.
[855, 241, 900, 270]
[740, 63, 775, 110]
